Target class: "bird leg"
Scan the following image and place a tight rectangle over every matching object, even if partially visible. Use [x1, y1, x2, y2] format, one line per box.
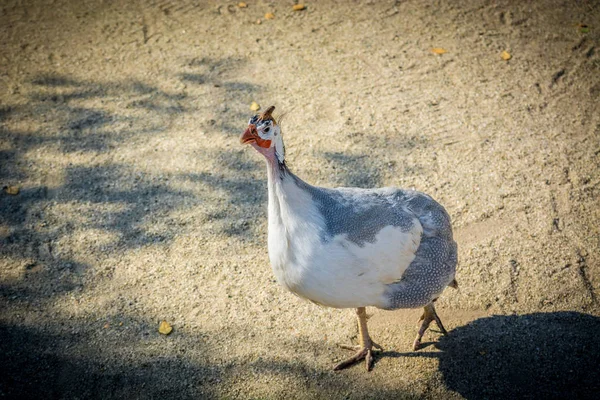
[413, 303, 448, 351]
[334, 307, 382, 371]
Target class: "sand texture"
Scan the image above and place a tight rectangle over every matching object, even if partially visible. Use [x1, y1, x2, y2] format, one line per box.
[1, 0, 599, 398]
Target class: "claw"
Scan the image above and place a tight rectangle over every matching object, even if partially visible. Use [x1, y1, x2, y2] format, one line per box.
[365, 349, 374, 371]
[412, 338, 421, 351]
[433, 313, 448, 335]
[333, 347, 369, 371]
[334, 307, 382, 371]
[413, 303, 449, 350]
[334, 347, 376, 371]
[338, 344, 360, 351]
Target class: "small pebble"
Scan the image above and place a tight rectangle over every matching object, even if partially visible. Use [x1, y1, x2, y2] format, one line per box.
[4, 186, 20, 195]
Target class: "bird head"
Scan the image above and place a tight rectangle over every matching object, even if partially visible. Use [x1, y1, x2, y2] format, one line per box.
[240, 105, 285, 163]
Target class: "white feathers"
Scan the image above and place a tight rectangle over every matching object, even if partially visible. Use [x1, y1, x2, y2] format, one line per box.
[256, 121, 285, 163]
[274, 134, 285, 163]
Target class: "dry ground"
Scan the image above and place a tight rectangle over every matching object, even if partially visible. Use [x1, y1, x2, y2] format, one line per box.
[1, 0, 599, 398]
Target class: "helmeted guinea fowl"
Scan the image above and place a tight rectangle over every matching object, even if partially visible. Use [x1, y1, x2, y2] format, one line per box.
[240, 106, 458, 371]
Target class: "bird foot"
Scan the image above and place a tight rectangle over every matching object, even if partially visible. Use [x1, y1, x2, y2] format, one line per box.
[334, 342, 383, 371]
[412, 338, 423, 351]
[413, 303, 448, 351]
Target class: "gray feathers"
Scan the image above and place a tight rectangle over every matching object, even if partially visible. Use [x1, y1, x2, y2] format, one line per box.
[293, 174, 457, 309]
[384, 192, 457, 309]
[283, 170, 457, 310]
[293, 178, 416, 246]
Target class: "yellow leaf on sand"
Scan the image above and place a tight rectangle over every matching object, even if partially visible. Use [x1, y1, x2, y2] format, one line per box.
[250, 101, 260, 111]
[501, 50, 511, 60]
[293, 4, 306, 11]
[431, 48, 447, 55]
[5, 186, 20, 195]
[265, 12, 275, 20]
[238, 2, 247, 8]
[159, 320, 173, 335]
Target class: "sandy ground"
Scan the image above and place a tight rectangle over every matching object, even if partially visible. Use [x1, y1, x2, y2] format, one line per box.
[1, 0, 599, 398]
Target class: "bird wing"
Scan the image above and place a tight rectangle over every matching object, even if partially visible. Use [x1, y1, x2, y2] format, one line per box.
[303, 184, 424, 284]
[382, 191, 458, 309]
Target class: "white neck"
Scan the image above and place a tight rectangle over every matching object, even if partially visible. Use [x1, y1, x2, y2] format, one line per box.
[266, 156, 288, 231]
[273, 134, 285, 164]
[264, 156, 317, 235]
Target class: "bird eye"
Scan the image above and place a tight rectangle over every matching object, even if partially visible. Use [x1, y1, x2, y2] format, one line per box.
[264, 127, 270, 133]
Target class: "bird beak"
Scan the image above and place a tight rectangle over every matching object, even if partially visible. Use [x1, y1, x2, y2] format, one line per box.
[240, 124, 272, 148]
[240, 124, 258, 145]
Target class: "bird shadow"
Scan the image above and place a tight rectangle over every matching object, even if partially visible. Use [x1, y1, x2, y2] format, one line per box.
[375, 312, 600, 399]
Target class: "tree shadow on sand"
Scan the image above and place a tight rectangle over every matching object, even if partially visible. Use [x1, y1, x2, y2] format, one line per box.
[0, 321, 222, 400]
[381, 312, 600, 399]
[182, 166, 266, 240]
[1, 72, 197, 302]
[0, 68, 257, 301]
[0, 317, 415, 400]
[179, 56, 262, 136]
[322, 151, 383, 188]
